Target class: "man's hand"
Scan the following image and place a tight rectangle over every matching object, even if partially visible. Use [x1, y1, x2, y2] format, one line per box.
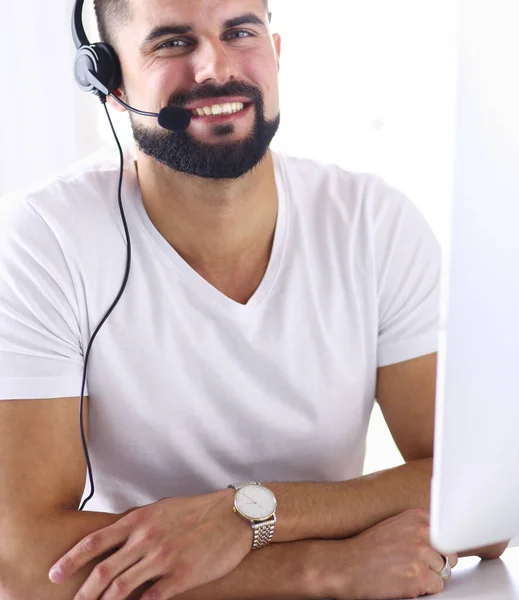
[47, 489, 252, 600]
[459, 540, 510, 560]
[309, 508, 459, 600]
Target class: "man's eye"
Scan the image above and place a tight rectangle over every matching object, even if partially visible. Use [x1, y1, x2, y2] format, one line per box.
[158, 39, 189, 50]
[226, 30, 253, 40]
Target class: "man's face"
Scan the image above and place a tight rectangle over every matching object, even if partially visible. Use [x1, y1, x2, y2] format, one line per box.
[113, 0, 281, 180]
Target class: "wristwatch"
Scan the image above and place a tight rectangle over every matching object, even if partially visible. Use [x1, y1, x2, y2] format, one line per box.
[228, 481, 277, 550]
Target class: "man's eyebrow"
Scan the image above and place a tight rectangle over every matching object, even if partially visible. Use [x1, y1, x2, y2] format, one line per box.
[224, 13, 267, 30]
[141, 13, 267, 47]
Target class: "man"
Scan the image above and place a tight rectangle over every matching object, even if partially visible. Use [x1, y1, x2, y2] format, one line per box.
[0, 0, 509, 599]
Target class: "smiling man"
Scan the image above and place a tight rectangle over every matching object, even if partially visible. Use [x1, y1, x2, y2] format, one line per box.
[0, 1, 509, 600]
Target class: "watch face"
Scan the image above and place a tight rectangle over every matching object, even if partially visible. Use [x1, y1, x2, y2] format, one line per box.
[235, 485, 277, 520]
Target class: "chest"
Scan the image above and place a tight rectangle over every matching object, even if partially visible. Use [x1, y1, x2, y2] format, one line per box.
[88, 258, 377, 437]
[194, 259, 270, 305]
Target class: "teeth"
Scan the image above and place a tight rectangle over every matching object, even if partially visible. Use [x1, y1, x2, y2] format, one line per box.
[193, 102, 246, 117]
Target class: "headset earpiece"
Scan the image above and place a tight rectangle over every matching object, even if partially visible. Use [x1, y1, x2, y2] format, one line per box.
[71, 0, 190, 130]
[73, 42, 122, 95]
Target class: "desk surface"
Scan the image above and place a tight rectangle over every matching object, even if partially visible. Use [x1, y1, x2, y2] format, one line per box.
[395, 546, 519, 599]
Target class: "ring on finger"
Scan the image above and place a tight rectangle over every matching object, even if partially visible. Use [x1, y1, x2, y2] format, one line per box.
[439, 555, 452, 580]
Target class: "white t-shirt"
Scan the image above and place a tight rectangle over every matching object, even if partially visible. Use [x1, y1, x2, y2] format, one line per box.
[0, 145, 441, 514]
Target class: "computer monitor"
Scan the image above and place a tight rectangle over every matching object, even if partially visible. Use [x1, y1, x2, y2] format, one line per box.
[430, 0, 519, 554]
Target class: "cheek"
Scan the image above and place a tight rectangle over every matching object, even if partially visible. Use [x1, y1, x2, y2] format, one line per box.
[154, 63, 188, 89]
[145, 63, 192, 104]
[257, 67, 279, 112]
[242, 56, 278, 97]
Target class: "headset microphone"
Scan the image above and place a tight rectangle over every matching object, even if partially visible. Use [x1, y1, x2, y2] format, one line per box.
[72, 0, 191, 131]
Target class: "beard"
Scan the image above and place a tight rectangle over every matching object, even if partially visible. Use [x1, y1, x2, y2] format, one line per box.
[130, 81, 281, 181]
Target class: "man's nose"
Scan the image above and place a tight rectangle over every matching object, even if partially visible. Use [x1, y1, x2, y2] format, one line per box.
[193, 40, 237, 86]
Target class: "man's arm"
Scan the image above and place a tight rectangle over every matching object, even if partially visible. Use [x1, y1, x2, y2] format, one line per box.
[170, 540, 318, 600]
[2, 508, 155, 600]
[0, 396, 153, 600]
[264, 459, 508, 559]
[376, 353, 510, 559]
[5, 505, 317, 600]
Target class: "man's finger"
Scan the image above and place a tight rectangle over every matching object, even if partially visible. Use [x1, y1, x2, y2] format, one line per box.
[71, 546, 145, 600]
[97, 556, 163, 600]
[49, 527, 128, 583]
[140, 573, 181, 600]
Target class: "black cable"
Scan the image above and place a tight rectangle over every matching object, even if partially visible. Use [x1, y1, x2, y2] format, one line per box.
[79, 96, 132, 511]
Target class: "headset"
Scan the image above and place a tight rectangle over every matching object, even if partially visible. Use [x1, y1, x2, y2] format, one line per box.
[71, 0, 192, 511]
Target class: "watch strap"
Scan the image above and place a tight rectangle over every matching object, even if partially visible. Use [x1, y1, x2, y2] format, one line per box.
[227, 481, 261, 491]
[252, 514, 277, 550]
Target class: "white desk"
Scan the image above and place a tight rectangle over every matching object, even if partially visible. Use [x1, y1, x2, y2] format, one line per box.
[395, 547, 519, 599]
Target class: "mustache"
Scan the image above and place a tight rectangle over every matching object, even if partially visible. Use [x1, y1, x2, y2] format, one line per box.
[169, 82, 263, 107]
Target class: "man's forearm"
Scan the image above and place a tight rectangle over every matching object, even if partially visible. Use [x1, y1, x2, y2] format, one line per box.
[2, 506, 312, 600]
[267, 458, 435, 541]
[174, 541, 317, 600]
[3, 505, 314, 600]
[1, 509, 152, 600]
[265, 458, 508, 559]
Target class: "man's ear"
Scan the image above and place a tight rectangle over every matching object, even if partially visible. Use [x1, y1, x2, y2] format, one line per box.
[273, 33, 281, 72]
[106, 88, 129, 113]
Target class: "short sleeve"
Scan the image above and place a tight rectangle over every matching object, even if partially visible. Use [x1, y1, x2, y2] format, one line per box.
[0, 196, 87, 399]
[374, 180, 442, 367]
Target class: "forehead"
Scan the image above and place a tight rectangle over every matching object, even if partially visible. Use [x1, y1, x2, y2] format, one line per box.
[130, 0, 266, 31]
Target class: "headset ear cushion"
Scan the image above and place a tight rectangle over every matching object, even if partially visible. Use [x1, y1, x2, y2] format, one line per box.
[91, 43, 123, 92]
[74, 46, 99, 92]
[74, 43, 122, 94]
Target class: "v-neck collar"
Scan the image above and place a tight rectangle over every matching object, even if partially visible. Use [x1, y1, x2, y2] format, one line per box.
[129, 151, 289, 321]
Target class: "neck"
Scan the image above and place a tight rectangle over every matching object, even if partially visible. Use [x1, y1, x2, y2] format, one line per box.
[135, 149, 278, 272]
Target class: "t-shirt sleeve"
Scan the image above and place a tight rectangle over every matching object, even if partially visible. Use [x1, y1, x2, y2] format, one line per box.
[0, 196, 87, 400]
[373, 179, 442, 367]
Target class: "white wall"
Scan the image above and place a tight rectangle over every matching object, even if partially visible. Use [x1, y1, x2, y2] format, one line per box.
[0, 0, 100, 195]
[270, 0, 458, 248]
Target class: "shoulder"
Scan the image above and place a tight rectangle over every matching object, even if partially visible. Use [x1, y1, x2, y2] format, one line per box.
[273, 150, 423, 227]
[274, 150, 365, 194]
[0, 146, 137, 289]
[0, 144, 134, 237]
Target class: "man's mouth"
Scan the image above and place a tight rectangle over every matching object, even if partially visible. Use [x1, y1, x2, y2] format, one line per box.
[190, 102, 252, 117]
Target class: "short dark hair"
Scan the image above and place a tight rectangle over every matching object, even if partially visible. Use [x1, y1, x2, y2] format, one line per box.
[94, 0, 270, 48]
